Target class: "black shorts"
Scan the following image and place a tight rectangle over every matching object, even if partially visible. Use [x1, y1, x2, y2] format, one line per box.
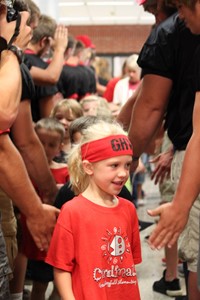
[26, 259, 53, 283]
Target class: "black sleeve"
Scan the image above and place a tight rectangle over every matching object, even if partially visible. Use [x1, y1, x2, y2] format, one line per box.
[20, 63, 35, 101]
[194, 46, 200, 92]
[138, 15, 177, 79]
[54, 181, 75, 209]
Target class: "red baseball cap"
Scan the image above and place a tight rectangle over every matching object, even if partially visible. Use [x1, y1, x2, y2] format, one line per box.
[136, 0, 147, 4]
[76, 35, 96, 49]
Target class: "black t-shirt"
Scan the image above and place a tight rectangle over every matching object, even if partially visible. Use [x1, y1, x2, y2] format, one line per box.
[20, 62, 35, 101]
[194, 45, 200, 92]
[24, 54, 58, 122]
[57, 64, 83, 100]
[138, 13, 200, 150]
[77, 64, 97, 96]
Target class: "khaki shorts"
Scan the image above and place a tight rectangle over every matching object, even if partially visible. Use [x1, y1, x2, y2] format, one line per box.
[158, 132, 175, 203]
[0, 189, 17, 272]
[171, 151, 200, 272]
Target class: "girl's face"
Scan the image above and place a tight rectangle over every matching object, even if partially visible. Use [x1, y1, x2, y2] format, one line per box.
[36, 128, 62, 164]
[86, 155, 132, 198]
[128, 68, 140, 84]
[54, 108, 77, 139]
[177, 1, 200, 34]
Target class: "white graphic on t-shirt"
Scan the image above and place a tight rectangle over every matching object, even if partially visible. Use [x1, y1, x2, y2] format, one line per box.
[101, 227, 130, 264]
[110, 235, 125, 256]
[92, 227, 137, 287]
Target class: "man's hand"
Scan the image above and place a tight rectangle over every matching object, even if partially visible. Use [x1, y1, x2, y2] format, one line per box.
[0, 6, 31, 49]
[53, 25, 68, 53]
[147, 202, 189, 249]
[150, 149, 173, 184]
[26, 204, 60, 252]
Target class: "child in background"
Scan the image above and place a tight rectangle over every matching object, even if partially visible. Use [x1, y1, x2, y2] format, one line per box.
[80, 94, 112, 119]
[46, 120, 142, 300]
[50, 98, 83, 162]
[21, 117, 69, 300]
[34, 117, 69, 188]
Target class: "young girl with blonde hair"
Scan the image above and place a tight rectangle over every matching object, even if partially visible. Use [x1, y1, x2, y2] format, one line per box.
[46, 120, 142, 300]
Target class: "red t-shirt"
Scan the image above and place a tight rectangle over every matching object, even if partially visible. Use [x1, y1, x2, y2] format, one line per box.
[50, 167, 70, 183]
[103, 77, 120, 102]
[46, 195, 141, 300]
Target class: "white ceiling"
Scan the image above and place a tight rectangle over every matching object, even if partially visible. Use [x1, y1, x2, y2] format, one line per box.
[35, 0, 155, 26]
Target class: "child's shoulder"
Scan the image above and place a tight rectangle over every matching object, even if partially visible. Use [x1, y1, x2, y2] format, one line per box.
[117, 196, 136, 209]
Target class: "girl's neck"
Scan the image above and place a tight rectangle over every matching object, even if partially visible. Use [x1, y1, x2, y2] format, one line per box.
[82, 189, 118, 208]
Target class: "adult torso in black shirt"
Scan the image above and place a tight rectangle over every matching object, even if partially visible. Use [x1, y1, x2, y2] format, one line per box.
[24, 53, 58, 122]
[57, 63, 83, 100]
[138, 13, 200, 150]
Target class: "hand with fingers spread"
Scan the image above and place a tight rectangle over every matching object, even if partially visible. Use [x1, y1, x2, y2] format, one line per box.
[150, 147, 173, 184]
[26, 204, 60, 252]
[147, 201, 189, 250]
[53, 24, 68, 53]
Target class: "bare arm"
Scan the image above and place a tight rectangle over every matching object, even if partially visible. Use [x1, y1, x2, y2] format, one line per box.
[39, 93, 62, 118]
[128, 75, 172, 157]
[0, 133, 59, 251]
[30, 25, 68, 85]
[0, 9, 31, 129]
[11, 100, 58, 204]
[54, 268, 75, 300]
[148, 91, 200, 249]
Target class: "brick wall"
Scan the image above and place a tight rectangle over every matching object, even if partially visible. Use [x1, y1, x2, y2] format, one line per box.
[68, 24, 152, 55]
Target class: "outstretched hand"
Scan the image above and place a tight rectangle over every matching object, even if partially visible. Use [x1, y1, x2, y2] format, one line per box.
[147, 202, 189, 250]
[26, 204, 60, 252]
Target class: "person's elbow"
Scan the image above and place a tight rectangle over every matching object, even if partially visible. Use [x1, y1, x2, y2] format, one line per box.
[0, 109, 18, 130]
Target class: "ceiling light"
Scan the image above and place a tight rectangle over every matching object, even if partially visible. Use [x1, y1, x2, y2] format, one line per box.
[87, 1, 134, 5]
[59, 2, 85, 6]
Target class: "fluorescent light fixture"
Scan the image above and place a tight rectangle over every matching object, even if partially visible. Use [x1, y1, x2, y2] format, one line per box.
[94, 16, 136, 20]
[87, 1, 134, 5]
[59, 1, 134, 6]
[59, 2, 85, 6]
[59, 16, 90, 21]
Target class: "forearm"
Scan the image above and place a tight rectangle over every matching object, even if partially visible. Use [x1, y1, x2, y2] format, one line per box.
[54, 268, 75, 300]
[0, 51, 21, 129]
[0, 134, 43, 217]
[128, 75, 172, 157]
[172, 135, 200, 212]
[17, 134, 58, 204]
[30, 48, 65, 85]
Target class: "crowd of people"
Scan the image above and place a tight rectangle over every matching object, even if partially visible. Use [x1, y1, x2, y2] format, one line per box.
[1, 0, 200, 299]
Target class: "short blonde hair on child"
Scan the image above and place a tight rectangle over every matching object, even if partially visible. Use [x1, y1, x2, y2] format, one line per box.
[35, 117, 65, 142]
[50, 99, 83, 119]
[80, 95, 112, 119]
[68, 120, 128, 194]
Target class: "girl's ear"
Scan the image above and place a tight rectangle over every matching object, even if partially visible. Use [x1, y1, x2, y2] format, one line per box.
[82, 160, 94, 175]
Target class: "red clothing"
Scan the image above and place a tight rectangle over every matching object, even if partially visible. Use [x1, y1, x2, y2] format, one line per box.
[46, 195, 141, 300]
[103, 77, 120, 102]
[21, 166, 69, 260]
[51, 167, 70, 183]
[0, 129, 10, 134]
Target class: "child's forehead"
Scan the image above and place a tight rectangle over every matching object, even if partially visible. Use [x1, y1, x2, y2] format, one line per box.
[55, 106, 75, 116]
[37, 128, 62, 139]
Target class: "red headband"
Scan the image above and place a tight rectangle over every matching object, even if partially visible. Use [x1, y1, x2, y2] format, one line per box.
[81, 135, 133, 162]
